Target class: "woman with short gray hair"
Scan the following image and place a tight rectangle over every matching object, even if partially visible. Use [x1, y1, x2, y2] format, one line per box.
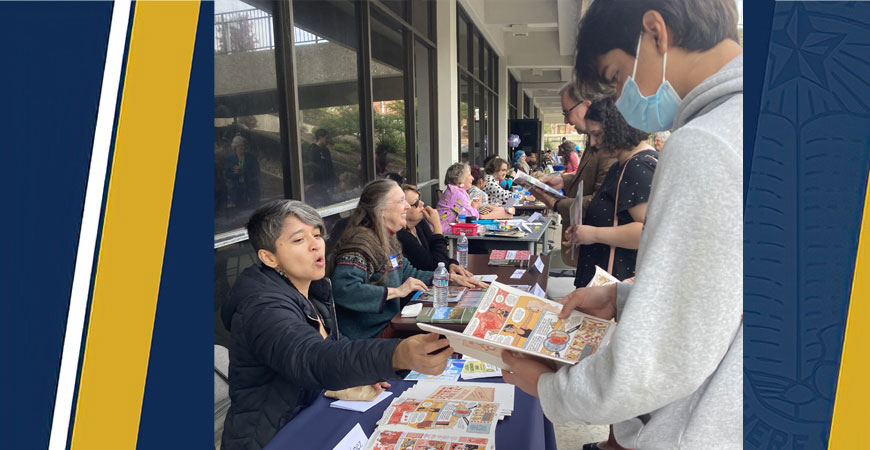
[220, 199, 453, 450]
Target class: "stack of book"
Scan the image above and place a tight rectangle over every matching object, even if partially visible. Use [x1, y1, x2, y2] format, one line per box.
[487, 249, 531, 266]
[364, 381, 515, 450]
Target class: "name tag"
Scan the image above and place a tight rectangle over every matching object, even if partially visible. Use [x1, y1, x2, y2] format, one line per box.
[389, 255, 399, 269]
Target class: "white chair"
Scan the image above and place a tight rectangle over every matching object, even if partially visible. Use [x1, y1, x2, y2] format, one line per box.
[214, 345, 231, 450]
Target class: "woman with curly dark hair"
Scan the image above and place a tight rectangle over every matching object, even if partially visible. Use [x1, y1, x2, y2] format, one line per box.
[563, 96, 657, 286]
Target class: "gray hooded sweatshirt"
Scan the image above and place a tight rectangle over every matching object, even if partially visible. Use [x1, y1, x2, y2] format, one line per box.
[538, 54, 743, 449]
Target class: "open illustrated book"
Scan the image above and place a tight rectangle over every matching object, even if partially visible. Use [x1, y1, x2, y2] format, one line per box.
[513, 170, 566, 199]
[418, 281, 615, 369]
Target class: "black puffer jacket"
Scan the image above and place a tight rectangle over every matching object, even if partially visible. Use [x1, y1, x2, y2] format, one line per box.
[220, 264, 404, 450]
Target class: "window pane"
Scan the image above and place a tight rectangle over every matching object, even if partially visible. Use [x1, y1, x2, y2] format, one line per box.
[482, 45, 489, 88]
[412, 0, 432, 40]
[379, 0, 407, 21]
[294, 0, 364, 208]
[509, 73, 518, 108]
[491, 53, 498, 90]
[482, 90, 489, 158]
[459, 74, 470, 163]
[524, 93, 531, 118]
[214, 1, 286, 235]
[489, 90, 497, 158]
[458, 15, 468, 69]
[472, 32, 479, 81]
[371, 8, 407, 180]
[474, 82, 484, 165]
[414, 40, 434, 182]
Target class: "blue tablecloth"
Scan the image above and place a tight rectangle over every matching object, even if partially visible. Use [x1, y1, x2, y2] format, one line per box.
[264, 378, 556, 450]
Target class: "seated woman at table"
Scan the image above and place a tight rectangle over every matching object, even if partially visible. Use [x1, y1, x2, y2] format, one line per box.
[484, 157, 534, 206]
[220, 199, 452, 450]
[560, 139, 580, 174]
[513, 150, 531, 174]
[437, 163, 512, 234]
[330, 179, 483, 339]
[397, 184, 472, 276]
[562, 96, 657, 287]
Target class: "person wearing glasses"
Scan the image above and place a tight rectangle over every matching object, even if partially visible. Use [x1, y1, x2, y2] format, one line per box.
[397, 184, 472, 276]
[330, 180, 482, 339]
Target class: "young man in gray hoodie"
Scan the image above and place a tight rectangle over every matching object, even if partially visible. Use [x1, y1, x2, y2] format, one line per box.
[502, 1, 743, 448]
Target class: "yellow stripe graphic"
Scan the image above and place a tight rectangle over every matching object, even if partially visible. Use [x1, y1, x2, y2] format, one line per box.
[70, 2, 199, 449]
[829, 174, 870, 448]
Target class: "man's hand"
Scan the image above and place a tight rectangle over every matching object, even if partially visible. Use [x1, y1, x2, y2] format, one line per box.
[450, 273, 489, 289]
[393, 333, 453, 374]
[540, 174, 564, 190]
[501, 350, 557, 398]
[449, 263, 474, 278]
[559, 284, 618, 320]
[529, 187, 557, 209]
[563, 224, 599, 246]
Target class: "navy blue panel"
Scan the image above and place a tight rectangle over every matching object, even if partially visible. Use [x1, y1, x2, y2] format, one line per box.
[136, 3, 214, 449]
[0, 3, 112, 449]
[744, 2, 870, 448]
[743, 0, 776, 207]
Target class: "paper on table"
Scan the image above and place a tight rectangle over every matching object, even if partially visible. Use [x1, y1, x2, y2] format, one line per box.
[510, 269, 526, 279]
[332, 423, 369, 450]
[533, 256, 545, 274]
[401, 302, 423, 317]
[527, 212, 543, 223]
[474, 274, 498, 283]
[532, 283, 546, 298]
[330, 390, 393, 413]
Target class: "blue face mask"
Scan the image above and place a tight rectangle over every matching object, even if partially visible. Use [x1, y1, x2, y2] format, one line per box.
[615, 33, 682, 133]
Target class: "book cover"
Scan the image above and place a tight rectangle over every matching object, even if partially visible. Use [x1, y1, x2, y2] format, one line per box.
[418, 282, 615, 369]
[416, 306, 477, 324]
[513, 170, 566, 199]
[487, 249, 531, 266]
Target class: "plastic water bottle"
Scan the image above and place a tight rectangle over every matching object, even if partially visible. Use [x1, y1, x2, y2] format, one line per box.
[457, 232, 469, 268]
[512, 187, 522, 204]
[433, 262, 449, 308]
[458, 212, 466, 223]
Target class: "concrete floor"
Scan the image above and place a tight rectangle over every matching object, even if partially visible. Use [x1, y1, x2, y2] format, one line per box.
[554, 422, 609, 450]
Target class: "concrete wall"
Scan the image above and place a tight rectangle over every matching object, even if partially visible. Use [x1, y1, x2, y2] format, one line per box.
[435, 0, 459, 189]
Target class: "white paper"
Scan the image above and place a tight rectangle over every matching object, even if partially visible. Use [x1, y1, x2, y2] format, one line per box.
[330, 390, 393, 413]
[474, 274, 498, 283]
[400, 302, 423, 317]
[332, 423, 368, 450]
[533, 256, 545, 274]
[509, 269, 526, 279]
[503, 196, 518, 208]
[527, 212, 543, 223]
[532, 283, 546, 298]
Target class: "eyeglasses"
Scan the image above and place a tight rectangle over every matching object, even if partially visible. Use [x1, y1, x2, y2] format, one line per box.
[562, 101, 582, 118]
[409, 198, 422, 208]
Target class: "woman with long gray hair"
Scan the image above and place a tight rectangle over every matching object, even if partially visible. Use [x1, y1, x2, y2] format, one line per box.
[330, 179, 483, 339]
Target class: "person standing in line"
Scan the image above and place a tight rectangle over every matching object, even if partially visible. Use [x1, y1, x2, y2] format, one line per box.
[502, 1, 743, 449]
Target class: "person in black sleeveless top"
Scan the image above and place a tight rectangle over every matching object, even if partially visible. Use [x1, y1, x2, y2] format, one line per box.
[563, 97, 658, 287]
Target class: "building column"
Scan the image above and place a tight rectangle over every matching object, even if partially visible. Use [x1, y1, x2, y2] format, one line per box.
[497, 58, 508, 160]
[435, 0, 458, 188]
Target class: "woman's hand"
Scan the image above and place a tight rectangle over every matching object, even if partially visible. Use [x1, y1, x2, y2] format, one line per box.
[524, 195, 536, 202]
[450, 273, 489, 289]
[563, 224, 599, 246]
[449, 263, 474, 278]
[388, 277, 429, 299]
[393, 333, 453, 374]
[471, 198, 482, 209]
[422, 206, 442, 234]
[371, 381, 391, 392]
